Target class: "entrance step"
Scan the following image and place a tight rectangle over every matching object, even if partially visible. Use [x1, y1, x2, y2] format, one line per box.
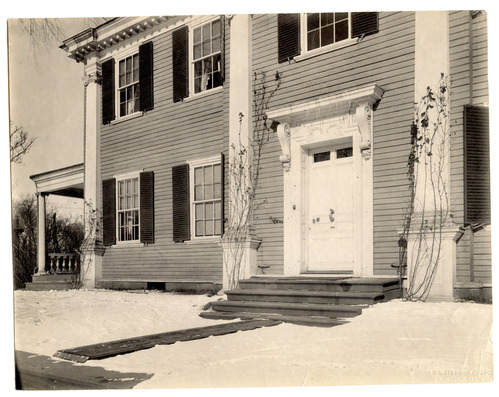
[24, 273, 79, 291]
[211, 300, 363, 318]
[226, 289, 385, 305]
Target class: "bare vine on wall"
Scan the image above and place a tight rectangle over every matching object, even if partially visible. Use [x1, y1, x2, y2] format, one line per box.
[222, 70, 282, 290]
[399, 73, 451, 301]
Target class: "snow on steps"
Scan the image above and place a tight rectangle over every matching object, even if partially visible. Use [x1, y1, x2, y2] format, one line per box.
[205, 276, 401, 327]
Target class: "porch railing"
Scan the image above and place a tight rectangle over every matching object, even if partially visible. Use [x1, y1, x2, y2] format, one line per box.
[48, 253, 80, 273]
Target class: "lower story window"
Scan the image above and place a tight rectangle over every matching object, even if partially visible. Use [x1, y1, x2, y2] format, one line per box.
[193, 162, 222, 237]
[117, 177, 139, 241]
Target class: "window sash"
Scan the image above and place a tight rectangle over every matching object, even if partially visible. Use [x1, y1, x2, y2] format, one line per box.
[192, 162, 222, 237]
[117, 53, 140, 117]
[191, 19, 223, 94]
[117, 177, 140, 242]
[303, 13, 352, 52]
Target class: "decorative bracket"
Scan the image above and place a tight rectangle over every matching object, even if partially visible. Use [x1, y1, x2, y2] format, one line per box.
[356, 104, 372, 160]
[276, 122, 291, 171]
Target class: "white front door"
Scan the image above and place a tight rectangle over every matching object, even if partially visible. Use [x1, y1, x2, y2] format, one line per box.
[306, 145, 355, 272]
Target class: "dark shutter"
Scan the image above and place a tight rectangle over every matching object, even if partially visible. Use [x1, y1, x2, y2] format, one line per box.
[172, 26, 189, 102]
[101, 58, 115, 124]
[140, 171, 154, 244]
[172, 164, 190, 242]
[102, 178, 116, 246]
[220, 152, 225, 235]
[139, 41, 154, 112]
[464, 105, 490, 224]
[277, 14, 300, 63]
[351, 12, 379, 38]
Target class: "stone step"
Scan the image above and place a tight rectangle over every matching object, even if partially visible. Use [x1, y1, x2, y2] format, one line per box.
[32, 273, 79, 283]
[238, 277, 400, 293]
[24, 282, 73, 291]
[211, 300, 363, 318]
[226, 289, 385, 305]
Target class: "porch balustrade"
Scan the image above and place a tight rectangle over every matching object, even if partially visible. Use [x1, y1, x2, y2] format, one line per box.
[48, 253, 80, 274]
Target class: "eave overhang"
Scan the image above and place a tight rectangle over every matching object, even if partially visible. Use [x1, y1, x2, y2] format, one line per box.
[30, 163, 84, 198]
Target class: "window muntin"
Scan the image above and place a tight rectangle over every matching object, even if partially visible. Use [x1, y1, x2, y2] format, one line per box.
[305, 13, 350, 51]
[192, 19, 222, 94]
[118, 53, 140, 117]
[117, 177, 139, 242]
[193, 163, 222, 237]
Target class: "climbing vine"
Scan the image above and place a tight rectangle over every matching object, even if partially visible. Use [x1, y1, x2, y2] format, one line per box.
[399, 74, 451, 301]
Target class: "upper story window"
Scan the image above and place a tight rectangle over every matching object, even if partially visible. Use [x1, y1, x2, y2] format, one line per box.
[118, 53, 140, 117]
[192, 19, 222, 94]
[305, 13, 350, 51]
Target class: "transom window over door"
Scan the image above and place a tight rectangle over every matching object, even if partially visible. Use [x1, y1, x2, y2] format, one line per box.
[306, 13, 350, 51]
[118, 54, 140, 117]
[193, 163, 222, 237]
[117, 177, 139, 242]
[192, 19, 222, 94]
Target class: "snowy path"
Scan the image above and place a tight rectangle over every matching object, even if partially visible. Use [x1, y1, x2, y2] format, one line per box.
[13, 289, 493, 389]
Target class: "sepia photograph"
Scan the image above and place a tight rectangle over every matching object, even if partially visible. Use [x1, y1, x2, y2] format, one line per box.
[5, 2, 496, 394]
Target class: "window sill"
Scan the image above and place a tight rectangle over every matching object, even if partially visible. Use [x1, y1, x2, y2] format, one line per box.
[112, 242, 145, 248]
[110, 111, 144, 125]
[182, 237, 222, 245]
[183, 86, 223, 103]
[294, 38, 358, 62]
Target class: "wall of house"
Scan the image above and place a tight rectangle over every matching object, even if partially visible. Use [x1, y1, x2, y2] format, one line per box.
[449, 10, 491, 284]
[251, 12, 416, 275]
[98, 18, 231, 286]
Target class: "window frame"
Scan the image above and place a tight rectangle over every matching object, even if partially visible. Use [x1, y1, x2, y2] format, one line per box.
[297, 12, 357, 61]
[188, 155, 223, 240]
[115, 171, 141, 245]
[187, 16, 223, 99]
[113, 45, 143, 121]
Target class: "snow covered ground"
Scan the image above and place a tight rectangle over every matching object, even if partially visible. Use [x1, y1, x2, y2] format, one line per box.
[12, 289, 494, 393]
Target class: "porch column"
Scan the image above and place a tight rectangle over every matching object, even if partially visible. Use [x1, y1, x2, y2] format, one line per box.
[36, 193, 47, 274]
[80, 55, 104, 288]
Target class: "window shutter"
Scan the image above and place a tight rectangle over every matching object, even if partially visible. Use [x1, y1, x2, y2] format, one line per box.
[101, 58, 115, 124]
[351, 12, 379, 38]
[140, 171, 154, 244]
[102, 178, 116, 246]
[172, 26, 189, 102]
[172, 164, 190, 242]
[220, 152, 225, 235]
[464, 105, 490, 224]
[139, 41, 154, 112]
[277, 14, 300, 63]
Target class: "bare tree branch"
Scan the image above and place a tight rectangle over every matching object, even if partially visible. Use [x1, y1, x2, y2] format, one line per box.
[10, 122, 36, 164]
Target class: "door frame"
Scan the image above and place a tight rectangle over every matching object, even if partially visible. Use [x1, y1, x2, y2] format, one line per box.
[267, 84, 383, 278]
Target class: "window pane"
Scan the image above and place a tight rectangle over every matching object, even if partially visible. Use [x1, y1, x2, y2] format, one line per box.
[213, 183, 222, 199]
[321, 13, 334, 26]
[205, 220, 214, 236]
[193, 27, 201, 44]
[194, 167, 203, 184]
[214, 219, 222, 235]
[335, 20, 349, 42]
[194, 43, 201, 60]
[195, 203, 204, 220]
[195, 185, 203, 201]
[335, 12, 348, 22]
[204, 165, 213, 184]
[204, 184, 213, 200]
[214, 201, 222, 218]
[308, 30, 320, 51]
[194, 77, 202, 94]
[133, 54, 139, 69]
[202, 23, 210, 40]
[205, 202, 214, 218]
[202, 39, 211, 58]
[321, 25, 334, 47]
[307, 13, 319, 31]
[212, 20, 221, 37]
[195, 220, 204, 236]
[133, 84, 140, 113]
[213, 164, 222, 182]
[212, 36, 221, 53]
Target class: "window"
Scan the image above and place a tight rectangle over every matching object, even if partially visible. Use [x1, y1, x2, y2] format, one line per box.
[102, 171, 154, 246]
[117, 176, 140, 242]
[192, 162, 223, 237]
[101, 41, 154, 124]
[118, 54, 140, 117]
[305, 13, 350, 51]
[192, 19, 222, 94]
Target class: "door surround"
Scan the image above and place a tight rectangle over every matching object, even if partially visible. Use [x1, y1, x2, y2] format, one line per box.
[267, 84, 384, 277]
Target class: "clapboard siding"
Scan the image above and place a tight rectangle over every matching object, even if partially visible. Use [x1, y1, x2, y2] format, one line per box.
[251, 12, 415, 275]
[449, 11, 491, 284]
[99, 18, 231, 283]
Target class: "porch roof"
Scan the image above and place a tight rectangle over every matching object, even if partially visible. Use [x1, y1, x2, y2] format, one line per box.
[30, 163, 84, 198]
